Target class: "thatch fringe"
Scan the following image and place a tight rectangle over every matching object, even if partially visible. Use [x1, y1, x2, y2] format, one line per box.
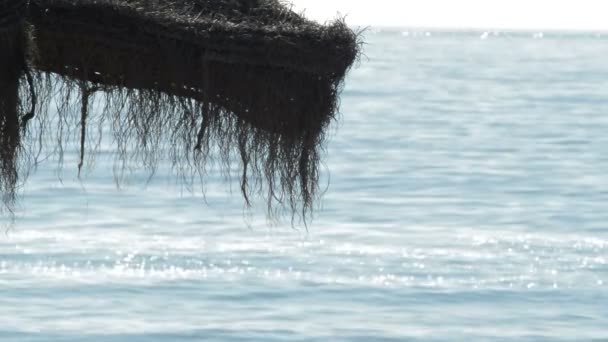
[1, 0, 361, 221]
[1, 0, 29, 209]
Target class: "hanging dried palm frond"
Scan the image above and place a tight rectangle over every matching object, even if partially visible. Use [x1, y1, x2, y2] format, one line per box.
[0, 0, 30, 207]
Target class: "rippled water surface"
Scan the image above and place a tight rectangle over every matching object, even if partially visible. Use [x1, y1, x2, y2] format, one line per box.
[2, 30, 608, 341]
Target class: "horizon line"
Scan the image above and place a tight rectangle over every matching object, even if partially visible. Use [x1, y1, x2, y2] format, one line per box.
[342, 24, 608, 34]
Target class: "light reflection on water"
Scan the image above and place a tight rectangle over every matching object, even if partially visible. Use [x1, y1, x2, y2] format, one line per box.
[1, 30, 608, 341]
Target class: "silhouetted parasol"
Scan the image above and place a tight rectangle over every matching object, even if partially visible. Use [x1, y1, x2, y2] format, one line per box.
[0, 0, 360, 220]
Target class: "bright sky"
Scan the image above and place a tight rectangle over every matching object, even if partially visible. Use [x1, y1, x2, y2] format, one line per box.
[287, 0, 608, 31]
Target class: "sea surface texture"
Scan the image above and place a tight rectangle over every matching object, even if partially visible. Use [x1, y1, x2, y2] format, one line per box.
[1, 30, 608, 341]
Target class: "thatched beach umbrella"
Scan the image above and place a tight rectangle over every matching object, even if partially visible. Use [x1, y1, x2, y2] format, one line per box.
[1, 0, 360, 219]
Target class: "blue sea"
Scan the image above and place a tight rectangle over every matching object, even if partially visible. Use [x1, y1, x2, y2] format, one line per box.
[1, 29, 608, 341]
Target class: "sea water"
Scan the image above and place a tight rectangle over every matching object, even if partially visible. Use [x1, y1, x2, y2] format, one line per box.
[1, 30, 607, 341]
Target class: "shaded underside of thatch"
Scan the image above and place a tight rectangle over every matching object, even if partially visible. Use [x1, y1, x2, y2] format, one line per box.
[0, 0, 360, 221]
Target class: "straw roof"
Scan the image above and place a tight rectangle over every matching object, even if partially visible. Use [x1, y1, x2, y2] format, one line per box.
[0, 0, 360, 220]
